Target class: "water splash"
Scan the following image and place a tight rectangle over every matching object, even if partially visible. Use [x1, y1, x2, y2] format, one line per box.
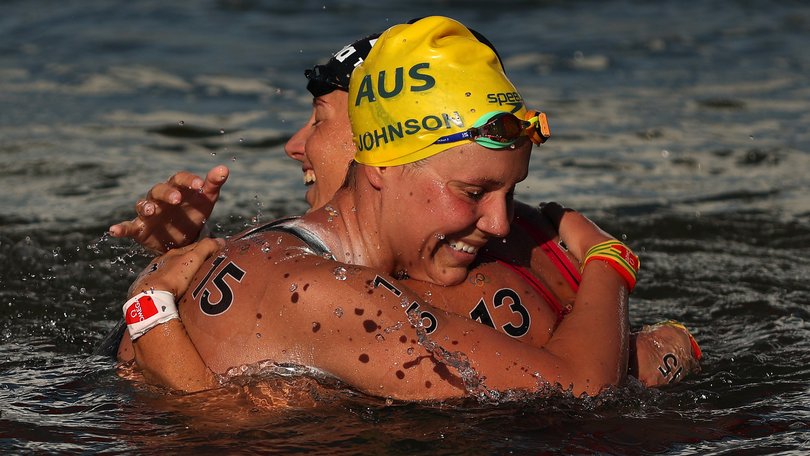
[406, 308, 501, 404]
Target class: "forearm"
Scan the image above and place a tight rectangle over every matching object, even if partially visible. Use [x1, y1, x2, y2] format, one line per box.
[543, 261, 630, 393]
[132, 319, 218, 392]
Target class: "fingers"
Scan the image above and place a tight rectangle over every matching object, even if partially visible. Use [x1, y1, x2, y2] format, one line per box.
[131, 238, 225, 298]
[146, 182, 185, 207]
[201, 165, 229, 200]
[192, 237, 226, 256]
[108, 219, 145, 239]
[145, 171, 208, 210]
[134, 199, 157, 219]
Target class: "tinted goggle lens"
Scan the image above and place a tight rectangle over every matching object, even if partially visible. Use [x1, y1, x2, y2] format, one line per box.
[477, 111, 550, 145]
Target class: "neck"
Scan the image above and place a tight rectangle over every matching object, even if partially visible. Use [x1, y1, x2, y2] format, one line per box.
[301, 178, 395, 274]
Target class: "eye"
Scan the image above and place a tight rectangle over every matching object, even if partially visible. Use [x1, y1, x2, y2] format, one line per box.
[464, 188, 485, 201]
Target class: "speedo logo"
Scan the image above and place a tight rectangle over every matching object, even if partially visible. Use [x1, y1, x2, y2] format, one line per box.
[354, 62, 435, 106]
[487, 92, 523, 113]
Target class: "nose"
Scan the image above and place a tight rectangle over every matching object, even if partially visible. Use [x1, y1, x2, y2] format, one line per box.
[284, 112, 316, 162]
[477, 194, 513, 238]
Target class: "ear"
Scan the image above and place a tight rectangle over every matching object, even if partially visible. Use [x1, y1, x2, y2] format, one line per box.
[363, 165, 386, 190]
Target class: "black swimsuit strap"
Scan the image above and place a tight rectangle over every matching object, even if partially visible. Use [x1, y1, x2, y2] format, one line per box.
[240, 217, 335, 260]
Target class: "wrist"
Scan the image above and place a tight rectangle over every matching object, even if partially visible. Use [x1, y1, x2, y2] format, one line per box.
[123, 290, 180, 340]
[581, 240, 640, 292]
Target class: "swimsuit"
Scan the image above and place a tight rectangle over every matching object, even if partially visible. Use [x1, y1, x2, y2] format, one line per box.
[481, 215, 582, 325]
[240, 217, 334, 260]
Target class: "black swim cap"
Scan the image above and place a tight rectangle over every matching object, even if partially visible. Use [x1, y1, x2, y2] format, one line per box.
[305, 33, 381, 97]
[304, 20, 502, 98]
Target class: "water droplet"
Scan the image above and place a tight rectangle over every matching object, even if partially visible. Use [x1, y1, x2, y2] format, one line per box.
[334, 307, 344, 317]
[384, 322, 404, 334]
[260, 243, 272, 254]
[239, 137, 244, 143]
[375, 334, 385, 342]
[211, 152, 217, 157]
[407, 347, 414, 355]
[333, 266, 347, 281]
[178, 120, 184, 126]
[232, 156, 237, 162]
[256, 333, 261, 338]
[289, 283, 298, 292]
[661, 149, 670, 158]
[324, 205, 339, 219]
[219, 129, 225, 135]
[470, 108, 476, 113]
[435, 233, 445, 240]
[465, 92, 471, 97]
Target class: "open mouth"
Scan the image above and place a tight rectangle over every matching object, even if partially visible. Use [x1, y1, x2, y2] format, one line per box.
[303, 169, 316, 186]
[447, 239, 479, 255]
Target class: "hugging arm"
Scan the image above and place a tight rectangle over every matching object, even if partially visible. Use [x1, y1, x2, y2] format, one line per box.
[123, 239, 223, 391]
[533, 202, 701, 387]
[108, 165, 229, 253]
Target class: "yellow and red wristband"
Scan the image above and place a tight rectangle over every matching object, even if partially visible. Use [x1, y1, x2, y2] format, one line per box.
[581, 240, 640, 292]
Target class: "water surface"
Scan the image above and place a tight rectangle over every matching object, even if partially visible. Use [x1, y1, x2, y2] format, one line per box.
[1, 0, 809, 453]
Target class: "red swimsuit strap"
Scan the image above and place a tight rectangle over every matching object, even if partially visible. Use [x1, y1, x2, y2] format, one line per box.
[514, 216, 581, 292]
[479, 252, 567, 323]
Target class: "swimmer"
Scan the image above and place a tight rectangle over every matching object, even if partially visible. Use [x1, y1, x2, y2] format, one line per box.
[111, 17, 700, 394]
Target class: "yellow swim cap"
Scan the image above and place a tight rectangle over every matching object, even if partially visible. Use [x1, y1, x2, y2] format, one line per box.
[349, 16, 528, 167]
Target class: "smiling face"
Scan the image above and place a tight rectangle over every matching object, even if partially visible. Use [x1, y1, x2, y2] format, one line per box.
[284, 90, 356, 210]
[375, 139, 532, 286]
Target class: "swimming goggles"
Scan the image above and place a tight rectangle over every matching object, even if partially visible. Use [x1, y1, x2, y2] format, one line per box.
[434, 110, 551, 149]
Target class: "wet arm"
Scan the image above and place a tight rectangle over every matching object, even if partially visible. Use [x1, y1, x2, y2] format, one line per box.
[122, 238, 224, 392]
[296, 260, 628, 399]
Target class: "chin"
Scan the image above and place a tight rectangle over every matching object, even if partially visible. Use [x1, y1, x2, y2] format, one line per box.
[425, 265, 469, 287]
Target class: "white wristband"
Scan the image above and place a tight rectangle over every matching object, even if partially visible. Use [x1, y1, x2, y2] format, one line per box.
[123, 290, 179, 341]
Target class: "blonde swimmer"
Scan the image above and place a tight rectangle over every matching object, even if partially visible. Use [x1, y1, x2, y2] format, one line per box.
[114, 17, 700, 398]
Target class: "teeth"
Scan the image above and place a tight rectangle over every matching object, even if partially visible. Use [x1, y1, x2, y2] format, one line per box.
[448, 240, 478, 254]
[303, 169, 316, 185]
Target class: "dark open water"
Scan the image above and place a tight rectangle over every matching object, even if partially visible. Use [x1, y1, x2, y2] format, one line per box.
[1, 0, 809, 453]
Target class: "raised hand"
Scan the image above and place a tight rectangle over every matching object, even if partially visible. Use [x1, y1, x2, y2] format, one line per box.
[109, 165, 229, 253]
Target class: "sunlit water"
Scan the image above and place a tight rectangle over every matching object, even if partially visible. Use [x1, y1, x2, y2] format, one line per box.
[1, 1, 809, 453]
